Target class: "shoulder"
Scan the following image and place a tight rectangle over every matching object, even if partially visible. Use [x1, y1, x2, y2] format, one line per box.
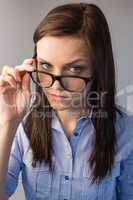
[115, 105, 133, 162]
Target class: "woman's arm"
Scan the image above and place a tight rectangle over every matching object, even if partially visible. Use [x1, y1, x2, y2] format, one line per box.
[0, 195, 8, 200]
[117, 149, 133, 199]
[0, 122, 19, 199]
[0, 58, 34, 199]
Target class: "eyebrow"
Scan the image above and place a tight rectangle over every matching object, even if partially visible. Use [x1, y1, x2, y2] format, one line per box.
[37, 57, 88, 68]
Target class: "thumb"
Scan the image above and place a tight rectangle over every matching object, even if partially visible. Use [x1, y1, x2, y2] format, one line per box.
[21, 73, 31, 108]
[22, 72, 30, 91]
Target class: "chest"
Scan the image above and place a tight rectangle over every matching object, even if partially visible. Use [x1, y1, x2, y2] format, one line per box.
[22, 148, 121, 200]
[60, 121, 77, 139]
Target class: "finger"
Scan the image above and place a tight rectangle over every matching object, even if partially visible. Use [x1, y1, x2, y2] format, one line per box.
[21, 73, 31, 106]
[15, 64, 35, 72]
[0, 74, 17, 88]
[0, 75, 8, 87]
[0, 75, 12, 87]
[14, 64, 35, 82]
[21, 73, 30, 91]
[23, 58, 35, 65]
[23, 58, 36, 70]
[0, 76, 12, 94]
[2, 65, 17, 81]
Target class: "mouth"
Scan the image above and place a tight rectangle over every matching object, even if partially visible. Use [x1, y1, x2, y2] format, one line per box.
[48, 92, 69, 100]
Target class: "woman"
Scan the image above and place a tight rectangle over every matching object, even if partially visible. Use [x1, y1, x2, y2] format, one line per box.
[0, 2, 133, 200]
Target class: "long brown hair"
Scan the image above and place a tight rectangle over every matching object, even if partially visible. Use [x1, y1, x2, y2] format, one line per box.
[24, 2, 122, 182]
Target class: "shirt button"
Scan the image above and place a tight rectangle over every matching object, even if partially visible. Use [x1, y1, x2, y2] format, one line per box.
[74, 132, 79, 136]
[65, 176, 69, 180]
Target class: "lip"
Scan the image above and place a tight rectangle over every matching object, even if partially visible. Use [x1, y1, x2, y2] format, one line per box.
[48, 93, 68, 99]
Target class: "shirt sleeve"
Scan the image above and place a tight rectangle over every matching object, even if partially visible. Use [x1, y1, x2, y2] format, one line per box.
[4, 122, 24, 197]
[117, 149, 133, 199]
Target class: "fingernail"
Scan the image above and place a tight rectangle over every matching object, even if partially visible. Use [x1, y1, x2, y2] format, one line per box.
[29, 66, 35, 70]
[28, 59, 34, 64]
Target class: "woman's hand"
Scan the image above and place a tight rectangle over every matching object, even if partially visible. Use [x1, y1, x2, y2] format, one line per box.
[0, 58, 36, 196]
[0, 58, 35, 125]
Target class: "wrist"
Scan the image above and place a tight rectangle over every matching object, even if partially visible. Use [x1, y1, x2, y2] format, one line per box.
[0, 194, 8, 200]
[0, 191, 8, 200]
[0, 121, 20, 141]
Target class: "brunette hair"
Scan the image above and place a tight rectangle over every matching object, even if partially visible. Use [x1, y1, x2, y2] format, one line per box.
[24, 2, 122, 182]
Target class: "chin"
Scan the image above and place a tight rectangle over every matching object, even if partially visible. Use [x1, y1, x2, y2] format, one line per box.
[51, 104, 70, 111]
[49, 101, 71, 111]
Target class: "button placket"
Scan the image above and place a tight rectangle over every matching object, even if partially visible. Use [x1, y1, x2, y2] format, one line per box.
[65, 176, 69, 180]
[59, 174, 72, 200]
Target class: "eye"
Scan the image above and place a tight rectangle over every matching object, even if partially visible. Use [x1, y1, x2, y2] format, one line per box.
[38, 62, 50, 70]
[69, 66, 83, 73]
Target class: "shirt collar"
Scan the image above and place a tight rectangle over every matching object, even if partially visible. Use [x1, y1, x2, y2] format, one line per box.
[51, 108, 93, 133]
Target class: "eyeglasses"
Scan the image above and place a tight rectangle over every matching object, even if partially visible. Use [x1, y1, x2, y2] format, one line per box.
[28, 70, 93, 92]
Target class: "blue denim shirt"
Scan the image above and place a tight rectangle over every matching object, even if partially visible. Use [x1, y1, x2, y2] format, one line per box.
[4, 108, 133, 200]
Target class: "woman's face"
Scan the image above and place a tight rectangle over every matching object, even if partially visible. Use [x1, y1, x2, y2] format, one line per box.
[36, 36, 92, 111]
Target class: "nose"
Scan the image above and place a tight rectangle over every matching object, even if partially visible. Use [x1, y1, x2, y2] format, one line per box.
[51, 79, 63, 90]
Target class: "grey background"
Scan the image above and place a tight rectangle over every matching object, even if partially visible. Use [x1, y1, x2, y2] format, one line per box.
[0, 0, 133, 199]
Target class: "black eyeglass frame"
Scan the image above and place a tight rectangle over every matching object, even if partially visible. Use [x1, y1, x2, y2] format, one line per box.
[28, 70, 93, 92]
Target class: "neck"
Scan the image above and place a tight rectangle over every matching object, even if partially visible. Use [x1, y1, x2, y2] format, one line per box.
[55, 107, 91, 124]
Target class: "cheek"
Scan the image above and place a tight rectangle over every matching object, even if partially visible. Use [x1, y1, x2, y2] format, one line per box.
[70, 92, 85, 105]
[40, 88, 88, 108]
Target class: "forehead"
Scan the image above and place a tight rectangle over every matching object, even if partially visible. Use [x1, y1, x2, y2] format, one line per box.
[37, 36, 89, 61]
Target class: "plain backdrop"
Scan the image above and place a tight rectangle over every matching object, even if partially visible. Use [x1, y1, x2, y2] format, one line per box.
[0, 0, 133, 199]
